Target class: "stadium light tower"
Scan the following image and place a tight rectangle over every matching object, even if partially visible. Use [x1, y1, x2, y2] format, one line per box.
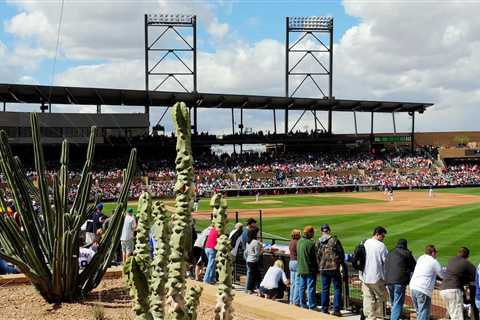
[285, 16, 333, 134]
[144, 13, 198, 133]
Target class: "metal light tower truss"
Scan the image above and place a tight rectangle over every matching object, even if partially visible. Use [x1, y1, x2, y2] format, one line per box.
[145, 13, 197, 132]
[285, 16, 333, 134]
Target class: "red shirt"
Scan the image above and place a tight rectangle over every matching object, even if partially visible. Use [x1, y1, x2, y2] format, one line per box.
[205, 227, 219, 249]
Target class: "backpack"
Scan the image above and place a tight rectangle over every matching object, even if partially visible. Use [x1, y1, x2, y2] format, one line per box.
[317, 235, 342, 270]
[351, 240, 366, 271]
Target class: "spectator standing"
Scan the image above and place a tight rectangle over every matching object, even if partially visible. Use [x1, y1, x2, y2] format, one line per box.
[317, 224, 345, 316]
[192, 225, 211, 281]
[440, 247, 476, 320]
[86, 203, 105, 245]
[259, 259, 289, 300]
[203, 224, 219, 284]
[120, 208, 136, 263]
[297, 225, 318, 310]
[384, 239, 416, 320]
[360, 226, 388, 320]
[409, 245, 444, 320]
[289, 229, 301, 305]
[241, 218, 257, 248]
[229, 222, 243, 258]
[244, 228, 262, 294]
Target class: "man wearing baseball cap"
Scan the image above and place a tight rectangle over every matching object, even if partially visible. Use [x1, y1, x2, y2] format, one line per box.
[317, 223, 345, 316]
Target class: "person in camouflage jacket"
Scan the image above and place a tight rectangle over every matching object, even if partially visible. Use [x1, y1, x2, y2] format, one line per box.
[317, 224, 345, 316]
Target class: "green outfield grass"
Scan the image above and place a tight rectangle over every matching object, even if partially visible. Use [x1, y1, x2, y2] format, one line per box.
[436, 186, 480, 196]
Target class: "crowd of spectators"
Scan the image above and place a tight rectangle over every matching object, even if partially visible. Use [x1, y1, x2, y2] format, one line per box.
[2, 149, 480, 201]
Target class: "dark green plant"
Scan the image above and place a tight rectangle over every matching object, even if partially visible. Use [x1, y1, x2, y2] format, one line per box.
[0, 113, 137, 303]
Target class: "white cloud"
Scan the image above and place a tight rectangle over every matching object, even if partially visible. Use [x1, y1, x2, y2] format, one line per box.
[3, 0, 480, 135]
[206, 18, 230, 41]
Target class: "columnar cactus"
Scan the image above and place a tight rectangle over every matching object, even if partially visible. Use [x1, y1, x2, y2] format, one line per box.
[123, 103, 235, 320]
[124, 193, 154, 320]
[0, 113, 137, 303]
[165, 102, 200, 320]
[150, 200, 171, 319]
[211, 194, 233, 320]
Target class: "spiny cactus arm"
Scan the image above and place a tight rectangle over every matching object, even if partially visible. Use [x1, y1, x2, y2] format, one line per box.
[77, 148, 137, 294]
[150, 200, 171, 319]
[0, 187, 7, 214]
[0, 214, 50, 280]
[70, 126, 96, 224]
[185, 286, 203, 320]
[0, 247, 50, 296]
[59, 139, 69, 213]
[30, 113, 55, 257]
[13, 156, 40, 202]
[0, 130, 50, 273]
[124, 257, 154, 320]
[166, 102, 195, 320]
[134, 192, 153, 263]
[72, 172, 93, 232]
[211, 194, 234, 320]
[51, 175, 65, 297]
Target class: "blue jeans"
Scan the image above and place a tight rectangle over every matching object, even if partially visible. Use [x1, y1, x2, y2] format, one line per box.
[321, 270, 342, 312]
[298, 273, 317, 309]
[411, 289, 431, 320]
[203, 248, 216, 284]
[289, 260, 299, 304]
[387, 284, 406, 320]
[0, 258, 17, 275]
[245, 261, 261, 292]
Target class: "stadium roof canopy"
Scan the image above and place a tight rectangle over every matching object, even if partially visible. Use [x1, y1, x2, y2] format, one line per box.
[0, 83, 433, 113]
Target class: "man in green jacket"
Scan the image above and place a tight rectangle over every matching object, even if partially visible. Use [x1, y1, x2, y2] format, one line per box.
[297, 225, 318, 309]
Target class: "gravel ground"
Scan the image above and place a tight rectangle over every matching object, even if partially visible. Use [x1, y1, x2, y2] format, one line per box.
[0, 278, 258, 320]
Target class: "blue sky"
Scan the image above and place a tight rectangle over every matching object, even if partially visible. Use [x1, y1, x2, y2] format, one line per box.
[0, 0, 358, 88]
[2, 1, 480, 133]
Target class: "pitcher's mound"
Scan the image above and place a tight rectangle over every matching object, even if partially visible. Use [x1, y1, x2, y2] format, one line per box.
[243, 200, 283, 205]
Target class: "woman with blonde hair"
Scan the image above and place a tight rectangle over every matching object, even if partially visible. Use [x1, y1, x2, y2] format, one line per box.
[289, 229, 301, 305]
[259, 259, 289, 300]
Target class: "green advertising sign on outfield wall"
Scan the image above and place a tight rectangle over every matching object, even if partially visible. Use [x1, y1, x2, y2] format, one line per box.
[374, 135, 412, 143]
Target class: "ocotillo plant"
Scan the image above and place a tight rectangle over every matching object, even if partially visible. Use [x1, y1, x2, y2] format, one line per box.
[0, 113, 137, 303]
[210, 194, 233, 320]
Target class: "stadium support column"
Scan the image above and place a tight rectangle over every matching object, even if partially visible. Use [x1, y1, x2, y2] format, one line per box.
[285, 17, 289, 134]
[353, 112, 358, 135]
[328, 21, 333, 135]
[193, 15, 198, 135]
[231, 107, 236, 154]
[411, 111, 415, 154]
[273, 108, 277, 134]
[144, 14, 150, 115]
[370, 111, 374, 151]
[240, 106, 244, 154]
